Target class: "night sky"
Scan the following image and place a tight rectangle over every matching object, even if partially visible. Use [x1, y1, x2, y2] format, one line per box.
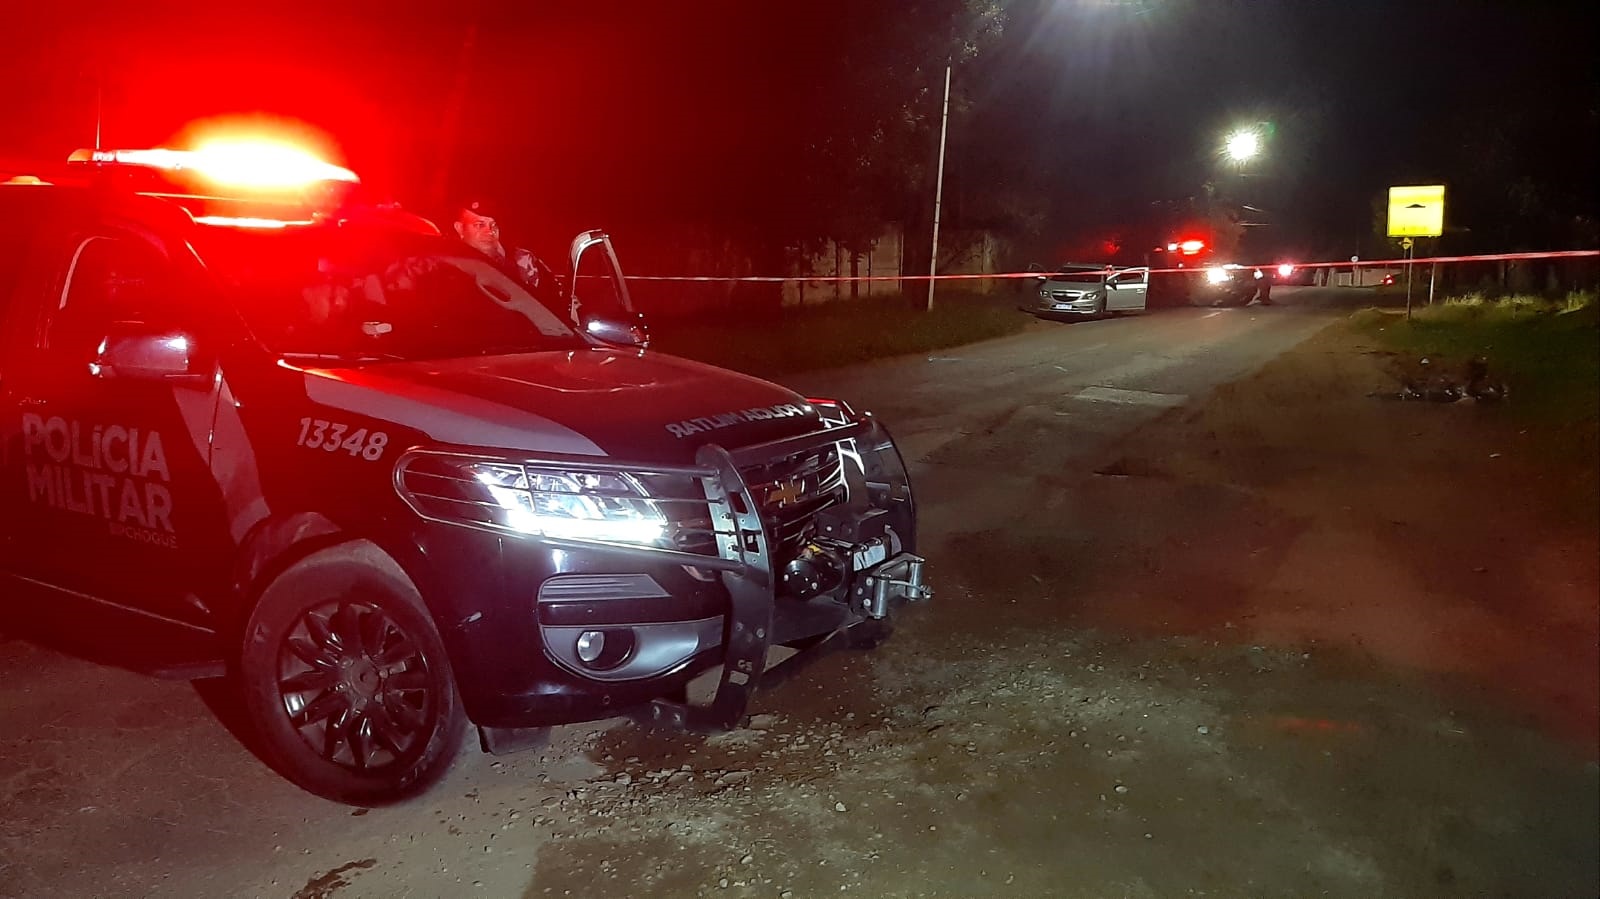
[3, 0, 1595, 266]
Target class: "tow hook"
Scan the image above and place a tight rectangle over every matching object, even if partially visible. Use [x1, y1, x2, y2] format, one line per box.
[857, 554, 932, 619]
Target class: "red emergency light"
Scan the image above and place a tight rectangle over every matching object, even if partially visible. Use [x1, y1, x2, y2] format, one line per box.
[68, 141, 359, 190]
[192, 215, 317, 229]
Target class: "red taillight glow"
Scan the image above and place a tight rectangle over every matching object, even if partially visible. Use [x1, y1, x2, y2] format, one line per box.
[1179, 239, 1205, 255]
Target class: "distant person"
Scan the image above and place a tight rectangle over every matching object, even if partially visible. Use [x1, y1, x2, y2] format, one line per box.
[1253, 267, 1273, 306]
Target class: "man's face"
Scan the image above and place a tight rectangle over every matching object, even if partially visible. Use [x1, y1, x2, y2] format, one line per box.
[455, 209, 504, 258]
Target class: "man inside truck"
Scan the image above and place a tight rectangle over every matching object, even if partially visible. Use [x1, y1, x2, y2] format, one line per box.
[452, 198, 548, 290]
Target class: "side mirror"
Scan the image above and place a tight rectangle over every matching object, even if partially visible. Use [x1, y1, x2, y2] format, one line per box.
[90, 323, 202, 382]
[581, 313, 650, 349]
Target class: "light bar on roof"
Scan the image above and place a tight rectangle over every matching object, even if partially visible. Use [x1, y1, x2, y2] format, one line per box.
[68, 142, 359, 189]
[192, 215, 317, 229]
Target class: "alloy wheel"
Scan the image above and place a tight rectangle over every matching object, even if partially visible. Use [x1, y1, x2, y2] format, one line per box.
[275, 597, 437, 772]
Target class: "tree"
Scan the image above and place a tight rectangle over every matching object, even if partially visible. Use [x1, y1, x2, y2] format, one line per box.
[772, 1, 1007, 290]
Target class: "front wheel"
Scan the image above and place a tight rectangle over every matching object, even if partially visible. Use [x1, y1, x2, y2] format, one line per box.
[239, 543, 467, 805]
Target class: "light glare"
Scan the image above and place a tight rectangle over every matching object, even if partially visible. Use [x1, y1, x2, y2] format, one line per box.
[1225, 130, 1260, 162]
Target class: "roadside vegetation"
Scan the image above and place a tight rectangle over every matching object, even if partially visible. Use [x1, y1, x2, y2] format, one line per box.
[1353, 291, 1597, 417]
[1351, 292, 1598, 503]
[649, 287, 1033, 378]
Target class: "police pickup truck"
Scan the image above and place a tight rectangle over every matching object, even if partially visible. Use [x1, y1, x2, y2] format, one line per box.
[0, 147, 928, 804]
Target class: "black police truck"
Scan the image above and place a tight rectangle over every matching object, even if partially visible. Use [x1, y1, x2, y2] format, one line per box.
[0, 148, 928, 804]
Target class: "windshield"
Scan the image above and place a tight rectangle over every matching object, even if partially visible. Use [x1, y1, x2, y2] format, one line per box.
[194, 225, 584, 361]
[1048, 268, 1106, 284]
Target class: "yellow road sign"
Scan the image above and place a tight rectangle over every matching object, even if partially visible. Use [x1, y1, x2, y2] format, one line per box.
[1388, 185, 1445, 238]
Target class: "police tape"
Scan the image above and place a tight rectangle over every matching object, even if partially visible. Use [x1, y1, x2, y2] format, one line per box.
[622, 248, 1600, 283]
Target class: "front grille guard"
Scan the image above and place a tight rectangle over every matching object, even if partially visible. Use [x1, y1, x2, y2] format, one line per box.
[394, 412, 919, 730]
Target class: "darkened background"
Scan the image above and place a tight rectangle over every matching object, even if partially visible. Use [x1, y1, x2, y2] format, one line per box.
[3, 0, 1595, 275]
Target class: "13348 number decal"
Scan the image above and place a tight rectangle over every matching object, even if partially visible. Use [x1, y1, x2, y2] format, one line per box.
[296, 418, 389, 460]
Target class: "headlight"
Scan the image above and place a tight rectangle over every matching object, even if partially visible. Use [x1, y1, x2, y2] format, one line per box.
[1205, 267, 1231, 285]
[1277, 263, 1295, 278]
[468, 462, 667, 544]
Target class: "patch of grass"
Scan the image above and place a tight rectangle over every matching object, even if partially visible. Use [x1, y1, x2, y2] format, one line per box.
[648, 288, 1033, 378]
[1351, 293, 1599, 447]
[1352, 294, 1598, 523]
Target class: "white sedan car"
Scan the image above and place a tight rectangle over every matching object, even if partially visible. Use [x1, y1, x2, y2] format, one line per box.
[1026, 264, 1151, 317]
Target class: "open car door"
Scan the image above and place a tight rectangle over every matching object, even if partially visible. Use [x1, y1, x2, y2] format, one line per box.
[568, 230, 649, 348]
[1106, 267, 1150, 312]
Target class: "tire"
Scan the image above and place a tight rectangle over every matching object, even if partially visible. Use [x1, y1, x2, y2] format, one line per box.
[239, 542, 467, 805]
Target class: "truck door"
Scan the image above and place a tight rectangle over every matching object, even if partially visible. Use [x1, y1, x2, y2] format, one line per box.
[568, 230, 647, 346]
[0, 189, 62, 597]
[6, 227, 228, 631]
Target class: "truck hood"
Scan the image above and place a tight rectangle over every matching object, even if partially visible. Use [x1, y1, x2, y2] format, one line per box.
[299, 348, 824, 463]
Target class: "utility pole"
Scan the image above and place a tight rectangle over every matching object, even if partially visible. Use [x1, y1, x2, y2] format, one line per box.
[93, 68, 103, 150]
[434, 15, 481, 208]
[1403, 238, 1415, 321]
[926, 64, 951, 312]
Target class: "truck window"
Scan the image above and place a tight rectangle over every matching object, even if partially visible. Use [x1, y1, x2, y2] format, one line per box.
[49, 235, 172, 361]
[573, 242, 627, 323]
[195, 226, 585, 362]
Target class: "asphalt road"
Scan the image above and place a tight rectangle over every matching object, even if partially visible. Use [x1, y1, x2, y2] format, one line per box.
[12, 287, 1585, 898]
[797, 288, 1348, 491]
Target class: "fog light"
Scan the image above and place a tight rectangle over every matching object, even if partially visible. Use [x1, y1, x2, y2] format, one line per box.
[570, 627, 636, 672]
[576, 630, 605, 664]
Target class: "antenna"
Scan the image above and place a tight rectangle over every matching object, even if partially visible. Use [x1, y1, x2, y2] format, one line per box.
[94, 74, 103, 150]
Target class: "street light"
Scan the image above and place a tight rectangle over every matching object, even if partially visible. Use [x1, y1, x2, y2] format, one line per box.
[1224, 128, 1260, 162]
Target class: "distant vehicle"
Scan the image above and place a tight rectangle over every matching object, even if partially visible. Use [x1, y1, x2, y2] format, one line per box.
[1275, 262, 1317, 286]
[1024, 264, 1150, 318]
[1196, 263, 1272, 306]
